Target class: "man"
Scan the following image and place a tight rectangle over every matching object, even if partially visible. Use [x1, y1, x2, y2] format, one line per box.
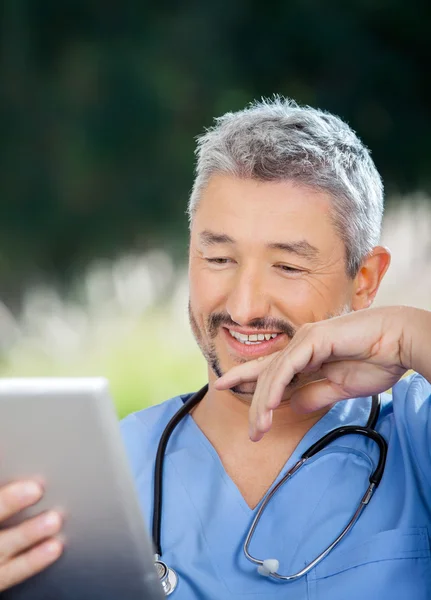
[0, 98, 430, 598]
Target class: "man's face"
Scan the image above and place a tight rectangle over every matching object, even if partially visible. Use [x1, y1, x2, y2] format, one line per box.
[188, 174, 356, 398]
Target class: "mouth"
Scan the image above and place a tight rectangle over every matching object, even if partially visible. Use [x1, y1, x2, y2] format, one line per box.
[222, 326, 286, 357]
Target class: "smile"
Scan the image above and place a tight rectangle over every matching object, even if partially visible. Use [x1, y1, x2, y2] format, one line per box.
[228, 329, 281, 345]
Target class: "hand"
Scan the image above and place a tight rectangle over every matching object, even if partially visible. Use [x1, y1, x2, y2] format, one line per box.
[215, 307, 412, 441]
[0, 480, 63, 592]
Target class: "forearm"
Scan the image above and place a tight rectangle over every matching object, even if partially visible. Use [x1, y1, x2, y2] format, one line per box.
[400, 307, 431, 382]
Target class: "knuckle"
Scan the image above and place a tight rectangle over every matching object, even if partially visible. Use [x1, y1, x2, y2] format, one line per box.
[0, 530, 28, 565]
[0, 482, 42, 519]
[21, 512, 61, 546]
[14, 520, 41, 549]
[298, 322, 314, 336]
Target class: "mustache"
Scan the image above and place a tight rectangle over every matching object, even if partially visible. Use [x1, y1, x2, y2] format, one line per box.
[207, 312, 297, 339]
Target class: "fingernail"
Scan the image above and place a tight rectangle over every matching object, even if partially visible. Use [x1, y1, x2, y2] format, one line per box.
[257, 414, 268, 432]
[13, 482, 42, 502]
[39, 511, 61, 531]
[214, 377, 226, 387]
[249, 426, 260, 442]
[43, 539, 62, 556]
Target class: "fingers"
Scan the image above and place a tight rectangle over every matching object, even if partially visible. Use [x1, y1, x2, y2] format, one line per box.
[249, 340, 323, 439]
[249, 403, 273, 442]
[0, 538, 63, 592]
[0, 481, 63, 592]
[289, 379, 351, 414]
[0, 510, 62, 563]
[0, 482, 43, 522]
[214, 353, 277, 390]
[215, 313, 402, 441]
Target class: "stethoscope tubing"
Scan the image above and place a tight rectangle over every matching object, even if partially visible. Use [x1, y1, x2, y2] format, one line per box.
[152, 384, 208, 557]
[243, 394, 387, 580]
[151, 387, 387, 590]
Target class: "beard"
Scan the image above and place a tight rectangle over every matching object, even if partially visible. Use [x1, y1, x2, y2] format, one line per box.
[188, 302, 351, 399]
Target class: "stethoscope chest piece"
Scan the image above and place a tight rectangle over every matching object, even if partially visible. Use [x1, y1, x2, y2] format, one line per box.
[155, 558, 178, 596]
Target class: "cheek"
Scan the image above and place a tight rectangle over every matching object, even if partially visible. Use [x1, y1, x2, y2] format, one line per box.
[189, 262, 227, 314]
[275, 278, 351, 323]
[274, 279, 323, 320]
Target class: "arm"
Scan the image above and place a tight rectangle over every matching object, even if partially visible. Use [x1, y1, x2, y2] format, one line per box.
[401, 307, 431, 383]
[215, 306, 431, 441]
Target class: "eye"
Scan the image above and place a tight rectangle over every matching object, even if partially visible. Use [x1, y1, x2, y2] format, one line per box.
[205, 257, 234, 265]
[275, 264, 305, 274]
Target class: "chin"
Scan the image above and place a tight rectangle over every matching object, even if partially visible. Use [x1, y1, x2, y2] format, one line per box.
[228, 371, 326, 406]
[230, 382, 256, 398]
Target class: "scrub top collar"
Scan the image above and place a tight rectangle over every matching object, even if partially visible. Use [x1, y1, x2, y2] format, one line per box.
[179, 392, 375, 515]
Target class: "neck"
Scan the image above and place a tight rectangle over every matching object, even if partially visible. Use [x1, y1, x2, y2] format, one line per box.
[191, 371, 332, 509]
[191, 370, 330, 449]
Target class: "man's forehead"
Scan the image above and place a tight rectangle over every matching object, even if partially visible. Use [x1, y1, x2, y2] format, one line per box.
[188, 176, 346, 264]
[195, 174, 333, 213]
[193, 175, 333, 233]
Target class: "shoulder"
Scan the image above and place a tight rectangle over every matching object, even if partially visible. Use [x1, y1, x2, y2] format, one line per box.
[119, 392, 193, 477]
[382, 372, 431, 417]
[393, 371, 431, 403]
[394, 372, 431, 433]
[379, 373, 431, 478]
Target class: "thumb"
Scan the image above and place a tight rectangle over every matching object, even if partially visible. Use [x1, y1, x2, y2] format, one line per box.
[289, 379, 351, 414]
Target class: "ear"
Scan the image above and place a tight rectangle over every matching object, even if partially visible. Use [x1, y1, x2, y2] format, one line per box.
[351, 246, 391, 310]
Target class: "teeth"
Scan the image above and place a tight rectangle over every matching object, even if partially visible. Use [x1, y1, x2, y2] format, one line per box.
[228, 330, 279, 344]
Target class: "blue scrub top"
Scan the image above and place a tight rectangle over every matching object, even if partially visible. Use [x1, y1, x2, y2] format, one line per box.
[120, 373, 431, 599]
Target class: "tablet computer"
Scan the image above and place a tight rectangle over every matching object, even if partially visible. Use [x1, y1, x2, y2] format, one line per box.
[0, 378, 164, 600]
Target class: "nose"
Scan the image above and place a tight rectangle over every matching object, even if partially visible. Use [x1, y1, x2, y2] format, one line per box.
[225, 267, 270, 326]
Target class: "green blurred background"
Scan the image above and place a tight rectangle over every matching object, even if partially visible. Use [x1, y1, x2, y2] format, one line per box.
[0, 0, 430, 417]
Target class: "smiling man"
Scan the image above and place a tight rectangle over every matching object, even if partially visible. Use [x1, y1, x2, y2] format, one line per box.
[125, 99, 429, 599]
[0, 99, 430, 599]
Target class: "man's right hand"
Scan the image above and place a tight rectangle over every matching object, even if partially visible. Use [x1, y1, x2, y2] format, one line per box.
[0, 481, 63, 592]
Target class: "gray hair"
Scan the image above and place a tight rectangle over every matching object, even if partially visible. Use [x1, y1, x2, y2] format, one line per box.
[188, 97, 384, 277]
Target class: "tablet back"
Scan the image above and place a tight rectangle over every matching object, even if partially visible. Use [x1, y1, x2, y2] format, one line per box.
[0, 378, 164, 600]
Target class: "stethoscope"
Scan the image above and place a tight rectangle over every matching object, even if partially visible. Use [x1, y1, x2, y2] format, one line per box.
[151, 384, 388, 595]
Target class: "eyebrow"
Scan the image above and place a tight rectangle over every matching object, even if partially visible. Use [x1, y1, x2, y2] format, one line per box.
[267, 240, 319, 260]
[199, 230, 320, 260]
[199, 230, 236, 246]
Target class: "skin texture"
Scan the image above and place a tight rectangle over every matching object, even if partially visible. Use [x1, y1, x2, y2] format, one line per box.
[189, 174, 389, 417]
[188, 173, 431, 506]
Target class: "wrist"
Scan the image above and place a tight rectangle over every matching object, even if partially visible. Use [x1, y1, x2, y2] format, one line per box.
[398, 306, 431, 376]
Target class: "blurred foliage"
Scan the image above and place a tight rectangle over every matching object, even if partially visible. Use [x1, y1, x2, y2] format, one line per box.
[1, 308, 206, 418]
[0, 254, 207, 415]
[0, 0, 430, 305]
